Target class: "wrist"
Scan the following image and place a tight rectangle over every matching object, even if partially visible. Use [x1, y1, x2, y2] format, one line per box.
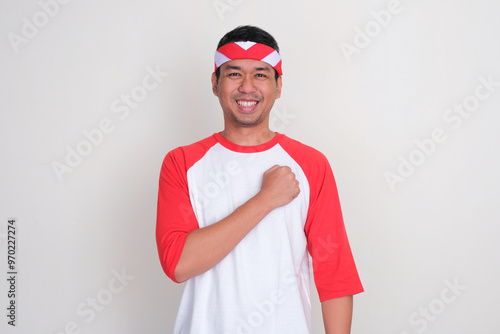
[251, 191, 276, 214]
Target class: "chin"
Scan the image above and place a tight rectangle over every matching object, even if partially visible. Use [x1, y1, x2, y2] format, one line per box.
[234, 116, 263, 127]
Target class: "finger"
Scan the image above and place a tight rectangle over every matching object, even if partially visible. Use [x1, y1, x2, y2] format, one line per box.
[266, 164, 281, 172]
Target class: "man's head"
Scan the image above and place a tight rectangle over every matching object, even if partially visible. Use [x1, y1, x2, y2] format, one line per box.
[214, 25, 281, 82]
[211, 26, 283, 130]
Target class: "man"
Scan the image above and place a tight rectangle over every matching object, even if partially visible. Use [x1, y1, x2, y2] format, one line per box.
[156, 25, 363, 334]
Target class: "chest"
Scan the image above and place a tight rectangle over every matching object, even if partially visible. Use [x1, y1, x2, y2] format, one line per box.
[186, 144, 310, 229]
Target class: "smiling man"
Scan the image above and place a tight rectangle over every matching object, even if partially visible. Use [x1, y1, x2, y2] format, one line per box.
[156, 25, 363, 334]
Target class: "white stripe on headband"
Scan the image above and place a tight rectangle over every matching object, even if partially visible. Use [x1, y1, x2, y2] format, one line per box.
[214, 41, 283, 76]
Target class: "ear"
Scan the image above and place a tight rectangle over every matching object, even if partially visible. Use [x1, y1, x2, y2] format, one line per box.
[211, 72, 218, 97]
[275, 75, 283, 99]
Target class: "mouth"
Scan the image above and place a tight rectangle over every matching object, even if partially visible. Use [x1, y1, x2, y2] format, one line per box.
[236, 100, 259, 108]
[234, 95, 262, 114]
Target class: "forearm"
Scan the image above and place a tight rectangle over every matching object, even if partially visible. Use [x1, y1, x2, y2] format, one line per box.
[174, 192, 273, 282]
[321, 295, 353, 334]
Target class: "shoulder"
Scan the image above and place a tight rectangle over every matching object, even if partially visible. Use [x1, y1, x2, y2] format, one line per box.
[278, 134, 331, 171]
[278, 134, 340, 204]
[163, 134, 219, 171]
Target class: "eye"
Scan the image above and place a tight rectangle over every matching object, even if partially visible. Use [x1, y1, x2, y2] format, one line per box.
[228, 72, 240, 77]
[255, 73, 267, 78]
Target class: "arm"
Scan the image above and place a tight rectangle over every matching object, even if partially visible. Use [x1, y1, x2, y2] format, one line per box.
[321, 295, 353, 334]
[174, 164, 299, 282]
[293, 149, 362, 331]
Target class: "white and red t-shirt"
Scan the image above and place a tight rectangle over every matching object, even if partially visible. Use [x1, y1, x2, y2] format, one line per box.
[156, 132, 363, 334]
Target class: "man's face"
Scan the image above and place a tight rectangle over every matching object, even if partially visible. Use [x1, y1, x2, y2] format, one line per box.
[212, 59, 282, 129]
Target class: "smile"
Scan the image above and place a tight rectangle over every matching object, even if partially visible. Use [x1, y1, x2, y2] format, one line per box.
[237, 101, 258, 107]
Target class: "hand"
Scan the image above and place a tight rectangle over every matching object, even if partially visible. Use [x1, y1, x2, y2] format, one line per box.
[259, 165, 300, 209]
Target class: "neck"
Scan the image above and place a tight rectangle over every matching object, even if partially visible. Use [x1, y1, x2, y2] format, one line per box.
[220, 126, 276, 146]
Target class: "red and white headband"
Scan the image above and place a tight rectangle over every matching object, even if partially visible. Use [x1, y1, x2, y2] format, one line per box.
[214, 41, 283, 76]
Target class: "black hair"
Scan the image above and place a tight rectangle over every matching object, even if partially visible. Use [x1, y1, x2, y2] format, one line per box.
[215, 25, 280, 82]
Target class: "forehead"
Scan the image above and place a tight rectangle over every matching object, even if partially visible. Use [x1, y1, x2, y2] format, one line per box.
[220, 59, 273, 72]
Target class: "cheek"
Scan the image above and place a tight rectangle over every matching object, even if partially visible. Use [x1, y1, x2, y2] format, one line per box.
[263, 86, 279, 99]
[219, 93, 235, 107]
[218, 82, 238, 97]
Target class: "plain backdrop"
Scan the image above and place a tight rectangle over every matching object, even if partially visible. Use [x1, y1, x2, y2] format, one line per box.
[1, 0, 499, 333]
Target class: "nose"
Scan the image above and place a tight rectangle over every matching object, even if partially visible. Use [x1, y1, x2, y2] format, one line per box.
[238, 75, 256, 94]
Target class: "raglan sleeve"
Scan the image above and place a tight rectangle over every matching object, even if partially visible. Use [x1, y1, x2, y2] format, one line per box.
[304, 153, 364, 302]
[156, 148, 199, 283]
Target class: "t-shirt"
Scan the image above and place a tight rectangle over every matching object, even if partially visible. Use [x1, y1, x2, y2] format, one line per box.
[156, 132, 363, 334]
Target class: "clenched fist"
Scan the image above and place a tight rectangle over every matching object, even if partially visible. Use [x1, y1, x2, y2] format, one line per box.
[259, 165, 300, 209]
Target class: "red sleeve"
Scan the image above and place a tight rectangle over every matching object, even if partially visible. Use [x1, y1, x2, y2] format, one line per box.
[156, 135, 218, 283]
[280, 136, 364, 301]
[156, 148, 199, 283]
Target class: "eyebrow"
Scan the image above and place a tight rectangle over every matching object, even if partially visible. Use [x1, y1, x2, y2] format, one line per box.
[225, 65, 271, 72]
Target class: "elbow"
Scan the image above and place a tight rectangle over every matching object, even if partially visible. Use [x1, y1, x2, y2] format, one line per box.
[173, 260, 190, 283]
[157, 230, 197, 283]
[174, 266, 185, 283]
[157, 249, 188, 283]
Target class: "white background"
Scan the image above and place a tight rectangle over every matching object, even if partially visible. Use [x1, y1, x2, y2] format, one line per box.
[1, 0, 499, 333]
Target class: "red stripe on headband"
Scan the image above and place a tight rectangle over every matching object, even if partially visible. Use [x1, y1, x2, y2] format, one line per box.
[214, 41, 283, 76]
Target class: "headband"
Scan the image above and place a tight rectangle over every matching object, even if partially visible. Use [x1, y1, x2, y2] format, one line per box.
[214, 41, 283, 76]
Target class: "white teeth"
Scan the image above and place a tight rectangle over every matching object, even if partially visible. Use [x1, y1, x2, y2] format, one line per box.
[237, 101, 257, 107]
